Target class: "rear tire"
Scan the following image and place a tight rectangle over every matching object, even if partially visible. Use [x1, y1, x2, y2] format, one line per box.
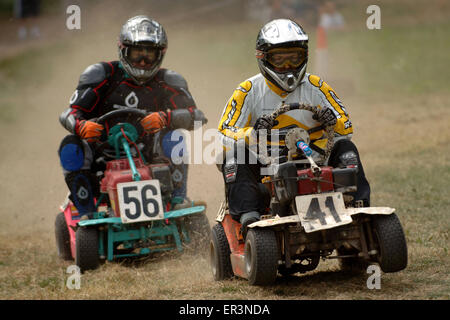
[372, 213, 408, 272]
[210, 224, 233, 281]
[75, 227, 99, 272]
[55, 212, 73, 261]
[245, 228, 279, 286]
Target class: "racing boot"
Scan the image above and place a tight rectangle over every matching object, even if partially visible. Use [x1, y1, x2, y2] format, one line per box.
[240, 211, 260, 239]
[172, 197, 208, 211]
[172, 197, 192, 210]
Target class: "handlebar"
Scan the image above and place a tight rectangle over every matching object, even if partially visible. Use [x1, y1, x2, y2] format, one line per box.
[96, 108, 147, 125]
[263, 103, 335, 165]
[266, 103, 321, 123]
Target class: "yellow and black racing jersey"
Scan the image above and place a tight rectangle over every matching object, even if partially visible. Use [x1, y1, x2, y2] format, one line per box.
[218, 72, 353, 160]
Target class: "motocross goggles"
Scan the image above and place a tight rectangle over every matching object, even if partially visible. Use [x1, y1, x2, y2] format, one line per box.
[126, 46, 160, 68]
[265, 47, 307, 70]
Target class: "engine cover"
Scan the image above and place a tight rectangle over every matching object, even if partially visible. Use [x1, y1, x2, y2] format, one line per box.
[100, 158, 152, 216]
[297, 166, 334, 195]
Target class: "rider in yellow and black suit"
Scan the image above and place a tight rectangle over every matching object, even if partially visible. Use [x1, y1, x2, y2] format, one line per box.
[218, 19, 370, 230]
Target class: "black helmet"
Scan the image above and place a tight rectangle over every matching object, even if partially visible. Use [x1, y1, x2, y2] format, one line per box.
[256, 19, 308, 92]
[118, 15, 168, 85]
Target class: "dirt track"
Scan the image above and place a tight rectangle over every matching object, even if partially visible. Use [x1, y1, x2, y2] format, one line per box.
[0, 0, 449, 300]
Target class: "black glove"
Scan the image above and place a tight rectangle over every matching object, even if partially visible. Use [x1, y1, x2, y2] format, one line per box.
[253, 115, 278, 133]
[313, 107, 337, 127]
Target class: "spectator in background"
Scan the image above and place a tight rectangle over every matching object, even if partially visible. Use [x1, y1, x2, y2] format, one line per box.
[245, 0, 319, 27]
[245, 0, 272, 23]
[269, 0, 310, 21]
[315, 1, 345, 79]
[14, 0, 41, 40]
[290, 0, 318, 26]
[318, 1, 345, 31]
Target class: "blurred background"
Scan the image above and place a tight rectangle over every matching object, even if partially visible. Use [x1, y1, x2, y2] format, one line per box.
[0, 0, 448, 299]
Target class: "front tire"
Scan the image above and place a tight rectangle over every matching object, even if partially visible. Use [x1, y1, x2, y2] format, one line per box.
[55, 212, 73, 261]
[75, 227, 99, 272]
[245, 228, 279, 286]
[372, 213, 408, 272]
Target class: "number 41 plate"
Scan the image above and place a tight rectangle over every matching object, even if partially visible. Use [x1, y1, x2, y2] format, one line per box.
[117, 180, 164, 224]
[295, 192, 352, 233]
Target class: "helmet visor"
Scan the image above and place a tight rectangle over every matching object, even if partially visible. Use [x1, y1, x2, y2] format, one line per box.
[126, 46, 160, 69]
[266, 47, 307, 70]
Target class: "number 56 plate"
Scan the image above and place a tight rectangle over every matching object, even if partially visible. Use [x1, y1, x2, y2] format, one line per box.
[295, 192, 352, 233]
[117, 180, 164, 224]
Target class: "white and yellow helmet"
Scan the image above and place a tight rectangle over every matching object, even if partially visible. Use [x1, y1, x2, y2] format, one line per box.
[256, 19, 308, 92]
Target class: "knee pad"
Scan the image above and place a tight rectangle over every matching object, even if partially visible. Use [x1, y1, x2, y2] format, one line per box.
[339, 150, 359, 167]
[59, 135, 84, 171]
[59, 135, 93, 172]
[161, 131, 190, 198]
[161, 130, 188, 164]
[338, 140, 359, 169]
[223, 161, 238, 184]
[330, 139, 360, 169]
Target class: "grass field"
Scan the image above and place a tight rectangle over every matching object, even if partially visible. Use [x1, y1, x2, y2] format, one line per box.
[0, 0, 448, 300]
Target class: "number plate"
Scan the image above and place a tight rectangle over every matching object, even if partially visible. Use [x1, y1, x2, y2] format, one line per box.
[295, 192, 352, 233]
[117, 180, 164, 224]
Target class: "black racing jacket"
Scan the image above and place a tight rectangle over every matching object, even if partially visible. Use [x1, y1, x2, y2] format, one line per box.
[60, 61, 203, 132]
[59, 61, 206, 160]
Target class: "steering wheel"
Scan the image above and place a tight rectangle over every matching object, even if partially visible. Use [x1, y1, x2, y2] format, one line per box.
[94, 109, 148, 158]
[97, 109, 147, 130]
[263, 103, 334, 163]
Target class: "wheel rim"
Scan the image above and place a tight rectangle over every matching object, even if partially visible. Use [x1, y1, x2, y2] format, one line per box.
[245, 240, 253, 276]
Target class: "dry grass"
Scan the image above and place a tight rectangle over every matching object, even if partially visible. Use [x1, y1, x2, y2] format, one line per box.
[0, 0, 449, 300]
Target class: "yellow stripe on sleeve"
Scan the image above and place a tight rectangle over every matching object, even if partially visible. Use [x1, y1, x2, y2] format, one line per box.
[308, 74, 353, 136]
[218, 80, 253, 141]
[218, 80, 252, 130]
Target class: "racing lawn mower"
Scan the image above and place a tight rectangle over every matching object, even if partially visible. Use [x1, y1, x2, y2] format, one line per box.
[210, 103, 407, 285]
[55, 109, 210, 271]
